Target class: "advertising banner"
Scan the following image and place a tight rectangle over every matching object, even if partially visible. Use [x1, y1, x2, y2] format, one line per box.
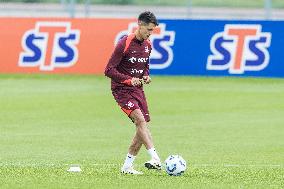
[151, 19, 284, 78]
[0, 18, 134, 74]
[0, 18, 283, 77]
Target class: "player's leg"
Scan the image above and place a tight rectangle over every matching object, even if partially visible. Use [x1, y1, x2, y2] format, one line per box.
[121, 135, 143, 174]
[130, 109, 153, 149]
[129, 109, 161, 170]
[112, 91, 144, 174]
[136, 91, 162, 170]
[129, 132, 143, 156]
[121, 131, 143, 172]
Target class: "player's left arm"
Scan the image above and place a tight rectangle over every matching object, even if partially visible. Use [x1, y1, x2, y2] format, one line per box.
[143, 43, 151, 84]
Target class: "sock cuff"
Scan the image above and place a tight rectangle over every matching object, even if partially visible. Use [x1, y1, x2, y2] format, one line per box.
[127, 153, 136, 159]
[147, 147, 160, 161]
[147, 148, 156, 153]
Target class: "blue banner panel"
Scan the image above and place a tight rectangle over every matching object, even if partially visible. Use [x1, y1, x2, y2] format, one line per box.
[149, 20, 284, 78]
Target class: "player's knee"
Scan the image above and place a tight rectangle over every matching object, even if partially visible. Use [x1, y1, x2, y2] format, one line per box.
[130, 109, 146, 126]
[134, 116, 146, 127]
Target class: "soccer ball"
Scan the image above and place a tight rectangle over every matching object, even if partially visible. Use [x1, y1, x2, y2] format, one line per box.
[164, 155, 186, 176]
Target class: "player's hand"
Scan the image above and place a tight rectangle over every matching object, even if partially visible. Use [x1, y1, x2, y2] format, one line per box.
[131, 77, 143, 87]
[143, 76, 151, 84]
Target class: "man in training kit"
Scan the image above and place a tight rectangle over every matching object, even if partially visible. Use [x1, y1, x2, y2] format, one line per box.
[105, 11, 161, 174]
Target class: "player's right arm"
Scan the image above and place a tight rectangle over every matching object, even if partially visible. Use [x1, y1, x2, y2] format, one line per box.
[104, 37, 132, 84]
[104, 37, 142, 87]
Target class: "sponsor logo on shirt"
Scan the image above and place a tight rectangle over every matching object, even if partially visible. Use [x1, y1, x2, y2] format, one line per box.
[130, 68, 143, 74]
[128, 57, 148, 64]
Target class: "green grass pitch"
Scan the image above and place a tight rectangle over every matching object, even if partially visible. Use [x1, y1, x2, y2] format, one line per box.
[0, 74, 283, 188]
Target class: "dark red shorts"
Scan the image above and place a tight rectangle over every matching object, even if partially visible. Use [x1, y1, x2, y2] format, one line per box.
[112, 88, 150, 122]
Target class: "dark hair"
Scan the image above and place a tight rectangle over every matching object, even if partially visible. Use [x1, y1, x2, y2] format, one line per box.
[138, 11, 159, 26]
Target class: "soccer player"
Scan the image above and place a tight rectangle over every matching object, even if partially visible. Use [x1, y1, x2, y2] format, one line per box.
[105, 11, 161, 175]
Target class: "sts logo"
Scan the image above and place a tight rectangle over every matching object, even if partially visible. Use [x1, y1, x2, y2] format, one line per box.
[207, 24, 271, 74]
[115, 22, 175, 69]
[18, 22, 80, 71]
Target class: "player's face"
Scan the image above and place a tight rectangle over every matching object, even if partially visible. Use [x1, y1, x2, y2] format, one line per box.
[138, 22, 156, 40]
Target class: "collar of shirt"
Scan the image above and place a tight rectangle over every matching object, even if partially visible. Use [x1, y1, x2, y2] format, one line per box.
[133, 36, 144, 45]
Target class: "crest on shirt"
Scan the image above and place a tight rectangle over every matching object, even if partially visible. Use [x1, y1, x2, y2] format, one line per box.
[115, 22, 175, 70]
[145, 46, 150, 53]
[127, 101, 135, 108]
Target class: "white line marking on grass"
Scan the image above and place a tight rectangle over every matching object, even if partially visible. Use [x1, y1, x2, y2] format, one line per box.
[93, 163, 121, 167]
[192, 164, 283, 168]
[91, 163, 283, 168]
[0, 163, 282, 168]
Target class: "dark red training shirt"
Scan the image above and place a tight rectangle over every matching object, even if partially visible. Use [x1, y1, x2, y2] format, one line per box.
[105, 34, 151, 91]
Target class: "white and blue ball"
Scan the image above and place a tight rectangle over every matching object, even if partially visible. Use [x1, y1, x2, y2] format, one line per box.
[164, 155, 186, 176]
